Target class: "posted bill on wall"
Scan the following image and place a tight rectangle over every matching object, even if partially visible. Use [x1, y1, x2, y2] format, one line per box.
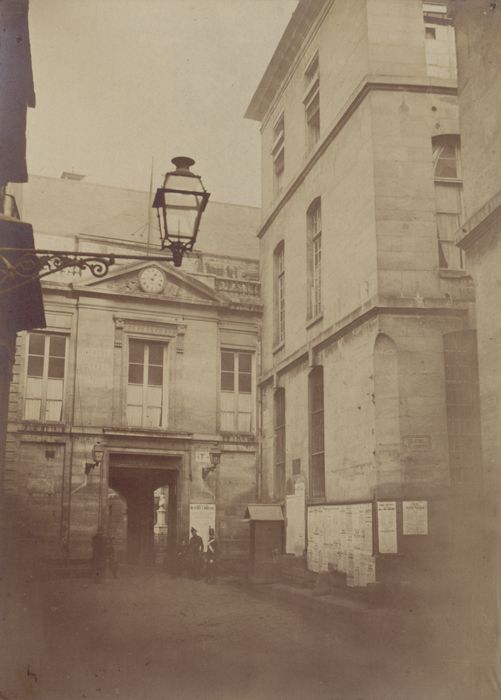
[377, 501, 398, 554]
[189, 503, 216, 548]
[403, 500, 428, 536]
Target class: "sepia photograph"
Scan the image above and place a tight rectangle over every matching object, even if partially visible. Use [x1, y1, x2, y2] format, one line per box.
[0, 1, 500, 698]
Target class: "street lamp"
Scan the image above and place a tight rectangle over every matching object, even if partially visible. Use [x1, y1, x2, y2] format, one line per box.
[85, 440, 104, 475]
[152, 157, 210, 267]
[92, 440, 104, 466]
[0, 157, 210, 293]
[202, 445, 221, 480]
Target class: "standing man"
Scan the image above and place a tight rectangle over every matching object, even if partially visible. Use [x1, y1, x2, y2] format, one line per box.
[206, 528, 217, 584]
[188, 527, 204, 579]
[172, 538, 188, 578]
[91, 530, 106, 581]
[105, 537, 118, 579]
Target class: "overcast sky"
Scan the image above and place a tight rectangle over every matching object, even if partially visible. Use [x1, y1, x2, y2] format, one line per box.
[27, 0, 297, 208]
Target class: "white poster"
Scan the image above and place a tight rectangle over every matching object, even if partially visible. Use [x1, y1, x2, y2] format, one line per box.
[403, 501, 428, 536]
[307, 506, 323, 572]
[189, 503, 216, 549]
[285, 481, 306, 556]
[377, 501, 398, 554]
[352, 503, 373, 554]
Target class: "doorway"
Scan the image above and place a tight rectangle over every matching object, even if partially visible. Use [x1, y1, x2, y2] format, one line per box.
[109, 458, 178, 566]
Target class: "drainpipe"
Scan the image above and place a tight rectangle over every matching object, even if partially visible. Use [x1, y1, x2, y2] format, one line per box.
[256, 322, 263, 502]
[71, 467, 88, 495]
[63, 288, 80, 562]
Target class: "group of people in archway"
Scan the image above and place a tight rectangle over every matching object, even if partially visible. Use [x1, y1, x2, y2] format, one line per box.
[174, 526, 218, 583]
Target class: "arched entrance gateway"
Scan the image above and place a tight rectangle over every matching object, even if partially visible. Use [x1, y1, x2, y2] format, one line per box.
[108, 452, 180, 566]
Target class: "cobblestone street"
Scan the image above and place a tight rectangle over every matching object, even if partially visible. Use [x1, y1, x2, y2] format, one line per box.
[13, 570, 462, 700]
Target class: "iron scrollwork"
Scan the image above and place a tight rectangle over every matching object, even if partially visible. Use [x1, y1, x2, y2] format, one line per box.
[0, 249, 115, 293]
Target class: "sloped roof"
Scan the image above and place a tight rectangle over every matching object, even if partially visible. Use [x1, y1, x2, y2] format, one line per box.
[243, 504, 284, 521]
[245, 0, 327, 122]
[15, 175, 260, 260]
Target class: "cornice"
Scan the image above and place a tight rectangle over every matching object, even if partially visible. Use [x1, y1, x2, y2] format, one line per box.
[41, 277, 262, 315]
[456, 189, 501, 250]
[259, 298, 467, 385]
[245, 0, 330, 122]
[103, 428, 193, 442]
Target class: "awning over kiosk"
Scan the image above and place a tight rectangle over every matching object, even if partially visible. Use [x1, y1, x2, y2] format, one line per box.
[242, 504, 284, 522]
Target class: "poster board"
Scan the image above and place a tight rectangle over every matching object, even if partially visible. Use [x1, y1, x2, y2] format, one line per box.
[306, 503, 375, 587]
[377, 501, 397, 554]
[189, 503, 216, 549]
[403, 500, 428, 535]
[285, 481, 306, 555]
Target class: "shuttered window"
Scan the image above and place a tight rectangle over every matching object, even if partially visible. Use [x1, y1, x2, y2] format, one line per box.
[220, 350, 253, 432]
[309, 366, 325, 498]
[127, 340, 167, 428]
[274, 388, 286, 498]
[433, 136, 464, 270]
[25, 333, 66, 422]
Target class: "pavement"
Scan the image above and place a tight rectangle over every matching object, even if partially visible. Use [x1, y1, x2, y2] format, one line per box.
[0, 568, 486, 700]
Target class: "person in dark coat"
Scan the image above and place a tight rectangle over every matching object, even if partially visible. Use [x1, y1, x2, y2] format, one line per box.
[91, 530, 106, 581]
[173, 538, 188, 577]
[206, 528, 218, 584]
[105, 537, 118, 579]
[188, 527, 204, 579]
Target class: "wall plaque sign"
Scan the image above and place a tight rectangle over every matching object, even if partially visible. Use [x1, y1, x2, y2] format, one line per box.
[402, 435, 431, 451]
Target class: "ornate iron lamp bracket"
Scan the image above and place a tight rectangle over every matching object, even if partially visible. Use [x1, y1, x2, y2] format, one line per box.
[0, 156, 209, 293]
[0, 248, 176, 294]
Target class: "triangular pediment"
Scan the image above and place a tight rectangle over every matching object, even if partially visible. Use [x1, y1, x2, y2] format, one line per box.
[79, 260, 223, 304]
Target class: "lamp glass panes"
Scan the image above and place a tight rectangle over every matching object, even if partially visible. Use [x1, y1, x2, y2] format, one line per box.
[92, 441, 104, 464]
[209, 447, 221, 466]
[152, 157, 210, 265]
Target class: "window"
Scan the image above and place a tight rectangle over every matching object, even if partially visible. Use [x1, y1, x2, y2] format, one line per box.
[273, 242, 285, 346]
[272, 114, 285, 198]
[127, 340, 167, 428]
[307, 199, 322, 318]
[304, 54, 320, 151]
[25, 333, 66, 421]
[274, 388, 286, 499]
[423, 2, 449, 19]
[433, 135, 464, 270]
[309, 366, 325, 498]
[423, 3, 456, 79]
[220, 350, 253, 432]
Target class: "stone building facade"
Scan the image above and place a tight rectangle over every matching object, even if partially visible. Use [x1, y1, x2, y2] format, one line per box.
[246, 0, 478, 588]
[454, 0, 501, 523]
[5, 175, 261, 570]
[453, 0, 501, 690]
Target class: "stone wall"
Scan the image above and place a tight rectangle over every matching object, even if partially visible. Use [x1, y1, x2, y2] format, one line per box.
[452, 0, 501, 219]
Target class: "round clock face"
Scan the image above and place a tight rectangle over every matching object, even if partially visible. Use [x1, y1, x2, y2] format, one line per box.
[139, 267, 165, 294]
